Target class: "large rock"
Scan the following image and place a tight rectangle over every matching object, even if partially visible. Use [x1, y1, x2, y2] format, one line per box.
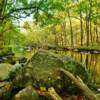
[13, 51, 90, 93]
[0, 63, 23, 81]
[0, 63, 13, 81]
[13, 86, 39, 100]
[14, 51, 64, 89]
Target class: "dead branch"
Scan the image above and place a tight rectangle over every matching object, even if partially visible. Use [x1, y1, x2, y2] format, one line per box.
[59, 68, 99, 100]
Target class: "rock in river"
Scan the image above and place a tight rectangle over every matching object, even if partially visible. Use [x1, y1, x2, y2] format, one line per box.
[13, 50, 90, 94]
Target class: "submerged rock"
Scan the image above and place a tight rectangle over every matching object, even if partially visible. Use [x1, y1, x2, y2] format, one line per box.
[13, 86, 39, 100]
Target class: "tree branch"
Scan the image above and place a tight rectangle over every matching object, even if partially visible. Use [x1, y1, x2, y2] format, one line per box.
[59, 68, 99, 100]
[3, 6, 37, 20]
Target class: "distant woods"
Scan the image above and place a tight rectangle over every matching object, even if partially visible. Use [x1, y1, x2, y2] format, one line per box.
[0, 0, 100, 49]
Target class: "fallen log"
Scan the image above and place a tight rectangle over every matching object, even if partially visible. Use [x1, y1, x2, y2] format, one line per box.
[59, 68, 99, 100]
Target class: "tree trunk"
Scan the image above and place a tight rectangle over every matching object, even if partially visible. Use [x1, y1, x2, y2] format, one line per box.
[61, 22, 67, 47]
[85, 0, 93, 47]
[85, 12, 89, 47]
[95, 24, 99, 43]
[80, 8, 83, 46]
[67, 9, 74, 48]
[89, 21, 93, 45]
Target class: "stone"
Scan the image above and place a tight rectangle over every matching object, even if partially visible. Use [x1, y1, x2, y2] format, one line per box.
[0, 63, 12, 81]
[13, 86, 39, 100]
[13, 50, 90, 94]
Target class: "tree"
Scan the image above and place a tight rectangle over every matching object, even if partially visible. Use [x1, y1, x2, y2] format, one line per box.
[0, 0, 100, 49]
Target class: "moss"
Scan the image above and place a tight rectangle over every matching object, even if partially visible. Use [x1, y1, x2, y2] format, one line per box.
[28, 51, 90, 93]
[13, 50, 92, 94]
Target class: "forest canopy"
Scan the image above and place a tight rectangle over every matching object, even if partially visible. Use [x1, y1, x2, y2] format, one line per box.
[0, 0, 100, 49]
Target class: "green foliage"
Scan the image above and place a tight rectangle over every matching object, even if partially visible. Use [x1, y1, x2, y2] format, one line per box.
[0, 0, 100, 48]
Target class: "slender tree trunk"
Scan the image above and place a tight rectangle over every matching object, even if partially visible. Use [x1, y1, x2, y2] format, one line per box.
[88, 0, 93, 46]
[93, 21, 99, 43]
[67, 9, 73, 48]
[80, 8, 83, 46]
[95, 24, 99, 43]
[52, 26, 59, 47]
[89, 21, 93, 45]
[85, 0, 93, 47]
[86, 13, 89, 47]
[93, 25, 96, 44]
[61, 22, 67, 47]
[95, 1, 99, 43]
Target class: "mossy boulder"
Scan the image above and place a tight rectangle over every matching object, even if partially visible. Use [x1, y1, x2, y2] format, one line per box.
[13, 86, 39, 100]
[13, 50, 90, 94]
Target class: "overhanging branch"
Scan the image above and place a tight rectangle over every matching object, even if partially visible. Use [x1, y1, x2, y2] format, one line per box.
[3, 0, 45, 20]
[3, 6, 37, 20]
